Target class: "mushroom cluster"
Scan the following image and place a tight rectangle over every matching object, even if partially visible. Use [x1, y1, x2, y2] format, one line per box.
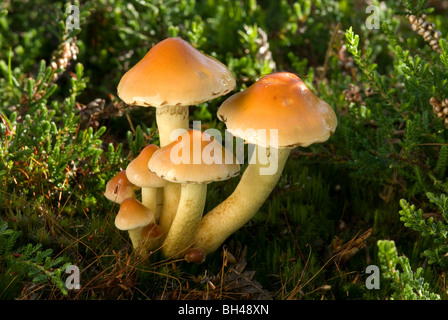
[104, 37, 338, 263]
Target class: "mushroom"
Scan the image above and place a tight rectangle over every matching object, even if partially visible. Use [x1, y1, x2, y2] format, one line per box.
[148, 129, 240, 258]
[117, 37, 236, 239]
[126, 144, 168, 218]
[104, 170, 139, 204]
[193, 72, 338, 256]
[115, 198, 157, 256]
[140, 222, 163, 252]
[117, 37, 236, 147]
[184, 247, 206, 264]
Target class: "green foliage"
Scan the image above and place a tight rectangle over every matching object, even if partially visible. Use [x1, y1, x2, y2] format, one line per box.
[377, 239, 440, 300]
[0, 58, 124, 215]
[339, 2, 448, 201]
[399, 193, 448, 266]
[0, 221, 70, 298]
[440, 39, 448, 69]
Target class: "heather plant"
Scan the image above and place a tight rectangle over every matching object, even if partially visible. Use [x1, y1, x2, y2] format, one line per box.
[399, 193, 448, 267]
[0, 221, 70, 298]
[377, 239, 440, 300]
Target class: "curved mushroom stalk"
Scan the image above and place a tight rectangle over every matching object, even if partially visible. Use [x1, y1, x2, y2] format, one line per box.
[193, 72, 338, 259]
[193, 147, 291, 255]
[162, 183, 207, 258]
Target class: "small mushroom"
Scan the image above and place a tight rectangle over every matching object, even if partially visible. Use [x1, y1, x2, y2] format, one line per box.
[104, 170, 139, 204]
[148, 129, 240, 258]
[126, 144, 168, 218]
[184, 247, 206, 264]
[194, 72, 338, 256]
[115, 198, 157, 256]
[140, 223, 163, 251]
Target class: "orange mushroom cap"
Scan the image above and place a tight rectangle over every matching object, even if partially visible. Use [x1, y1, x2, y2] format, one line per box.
[115, 198, 154, 231]
[117, 37, 236, 107]
[148, 129, 240, 184]
[104, 170, 138, 204]
[141, 223, 162, 240]
[126, 144, 168, 188]
[217, 72, 338, 148]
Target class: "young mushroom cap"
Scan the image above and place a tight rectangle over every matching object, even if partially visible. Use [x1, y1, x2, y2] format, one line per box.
[104, 170, 139, 204]
[184, 247, 206, 264]
[115, 198, 158, 255]
[117, 37, 236, 108]
[140, 223, 163, 252]
[141, 223, 162, 240]
[115, 198, 155, 231]
[126, 144, 167, 220]
[126, 144, 168, 188]
[217, 72, 337, 148]
[148, 129, 240, 184]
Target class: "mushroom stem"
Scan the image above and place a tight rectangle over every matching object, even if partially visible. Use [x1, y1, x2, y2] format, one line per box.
[141, 223, 162, 253]
[156, 188, 163, 218]
[156, 105, 189, 147]
[162, 183, 207, 258]
[193, 147, 291, 255]
[129, 226, 160, 257]
[141, 187, 158, 217]
[158, 183, 181, 236]
[155, 105, 189, 238]
[128, 229, 145, 251]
